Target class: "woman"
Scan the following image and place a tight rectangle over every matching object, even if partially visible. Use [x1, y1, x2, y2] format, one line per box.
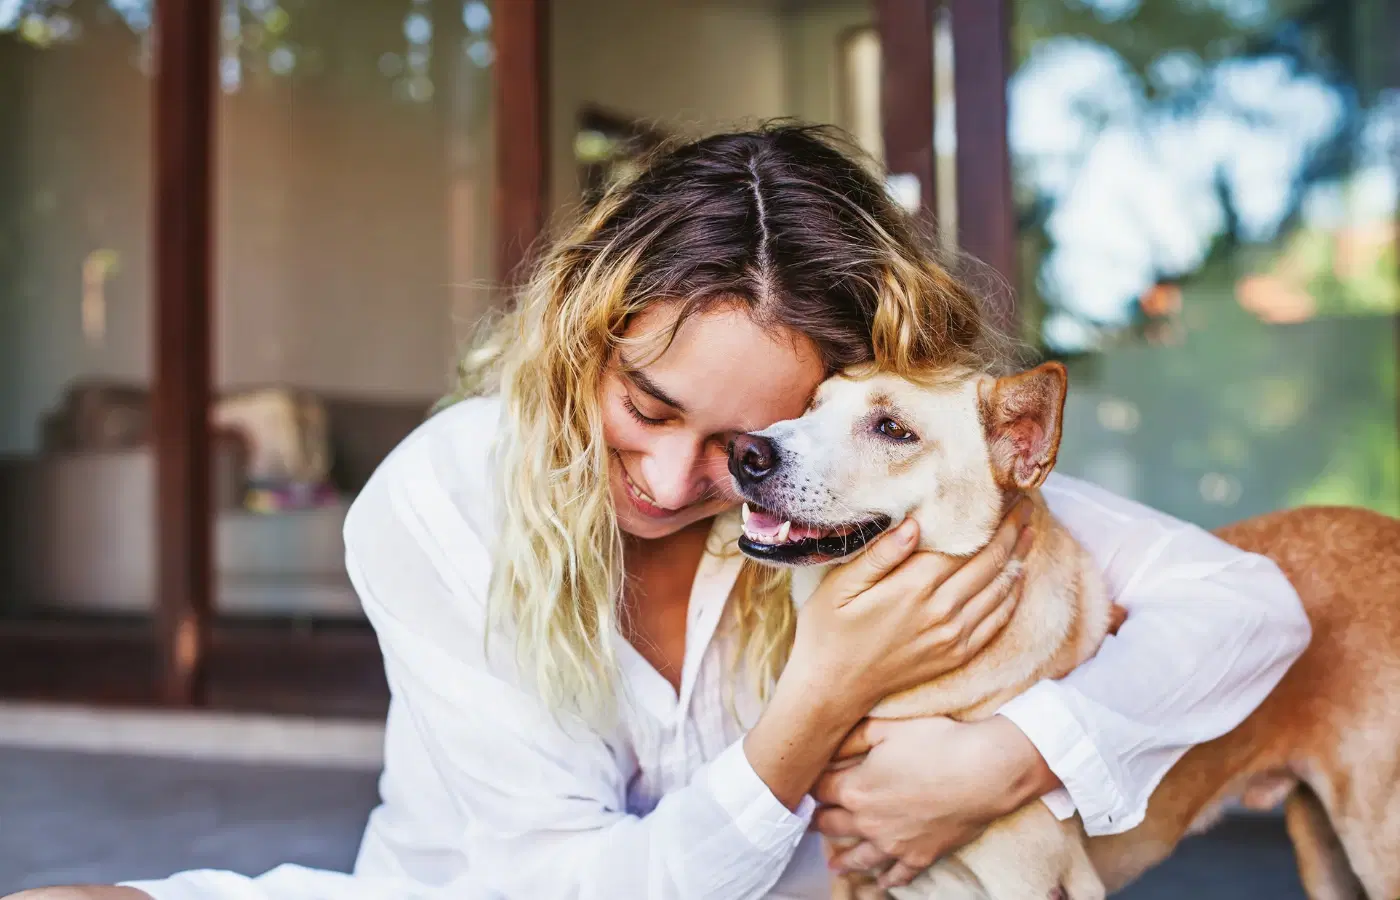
[24, 126, 1309, 900]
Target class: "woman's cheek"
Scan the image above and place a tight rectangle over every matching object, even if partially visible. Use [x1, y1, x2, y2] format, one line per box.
[601, 404, 643, 453]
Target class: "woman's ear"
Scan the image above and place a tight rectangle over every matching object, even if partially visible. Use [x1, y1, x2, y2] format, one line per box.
[978, 362, 1068, 491]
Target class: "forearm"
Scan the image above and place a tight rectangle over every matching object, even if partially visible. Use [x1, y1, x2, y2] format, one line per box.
[745, 672, 862, 810]
[980, 714, 1063, 812]
[998, 556, 1309, 834]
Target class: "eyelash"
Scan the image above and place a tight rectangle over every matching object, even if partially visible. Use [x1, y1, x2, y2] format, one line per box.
[623, 394, 668, 426]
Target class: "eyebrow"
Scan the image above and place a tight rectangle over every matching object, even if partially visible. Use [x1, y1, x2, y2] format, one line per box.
[624, 365, 688, 414]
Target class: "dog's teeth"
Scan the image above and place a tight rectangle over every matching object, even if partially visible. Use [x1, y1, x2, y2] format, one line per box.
[742, 503, 751, 524]
[777, 521, 791, 542]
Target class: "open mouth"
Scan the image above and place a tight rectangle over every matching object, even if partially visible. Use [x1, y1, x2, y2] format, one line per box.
[738, 503, 892, 565]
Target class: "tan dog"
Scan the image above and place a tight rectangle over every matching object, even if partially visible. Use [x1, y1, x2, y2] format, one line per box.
[728, 362, 1400, 900]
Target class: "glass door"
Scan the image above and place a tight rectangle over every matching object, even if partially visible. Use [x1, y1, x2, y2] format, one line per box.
[961, 0, 1399, 527]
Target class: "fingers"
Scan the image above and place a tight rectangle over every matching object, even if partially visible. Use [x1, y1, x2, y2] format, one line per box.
[878, 860, 927, 890]
[812, 805, 861, 839]
[939, 528, 1029, 653]
[832, 518, 920, 596]
[831, 841, 893, 875]
[834, 718, 887, 760]
[925, 507, 1032, 621]
[812, 766, 854, 807]
[1108, 603, 1128, 635]
[960, 585, 1019, 659]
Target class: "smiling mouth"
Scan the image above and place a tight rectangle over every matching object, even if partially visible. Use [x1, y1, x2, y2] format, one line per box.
[617, 456, 686, 517]
[737, 502, 892, 565]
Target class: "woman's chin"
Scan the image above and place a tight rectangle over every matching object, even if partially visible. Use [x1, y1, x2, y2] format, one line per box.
[616, 506, 692, 540]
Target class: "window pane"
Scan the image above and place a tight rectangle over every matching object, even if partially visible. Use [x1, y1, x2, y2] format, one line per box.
[212, 0, 493, 620]
[0, 5, 155, 621]
[1010, 0, 1399, 525]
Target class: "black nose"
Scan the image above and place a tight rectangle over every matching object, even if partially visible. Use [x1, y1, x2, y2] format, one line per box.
[729, 434, 778, 485]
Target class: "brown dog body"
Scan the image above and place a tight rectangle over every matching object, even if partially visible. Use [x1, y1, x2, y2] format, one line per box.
[734, 362, 1400, 900]
[1088, 505, 1400, 900]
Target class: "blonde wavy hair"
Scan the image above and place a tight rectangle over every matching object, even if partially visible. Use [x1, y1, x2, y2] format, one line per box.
[441, 124, 995, 723]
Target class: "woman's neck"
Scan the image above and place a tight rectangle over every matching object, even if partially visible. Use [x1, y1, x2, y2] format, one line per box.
[619, 516, 716, 692]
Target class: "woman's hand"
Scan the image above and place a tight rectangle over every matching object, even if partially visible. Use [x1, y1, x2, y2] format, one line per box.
[784, 498, 1035, 721]
[741, 499, 1032, 812]
[811, 715, 1056, 889]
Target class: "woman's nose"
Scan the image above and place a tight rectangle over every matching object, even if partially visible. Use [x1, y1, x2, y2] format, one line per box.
[641, 444, 706, 509]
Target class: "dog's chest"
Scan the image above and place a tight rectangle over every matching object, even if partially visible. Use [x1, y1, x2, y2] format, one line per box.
[789, 565, 829, 611]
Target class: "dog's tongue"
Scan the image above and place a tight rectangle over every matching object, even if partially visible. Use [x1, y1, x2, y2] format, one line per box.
[745, 507, 787, 539]
[743, 507, 832, 542]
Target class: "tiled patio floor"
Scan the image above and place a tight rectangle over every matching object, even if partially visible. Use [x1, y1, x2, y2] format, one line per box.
[1, 747, 1306, 897]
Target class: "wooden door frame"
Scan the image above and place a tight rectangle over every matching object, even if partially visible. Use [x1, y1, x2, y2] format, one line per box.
[874, 0, 1018, 334]
[157, 0, 552, 707]
[874, 0, 938, 223]
[948, 0, 1017, 332]
[151, 0, 217, 706]
[494, 0, 551, 287]
[144, 0, 551, 707]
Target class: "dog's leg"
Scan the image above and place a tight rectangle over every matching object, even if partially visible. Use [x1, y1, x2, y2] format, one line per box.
[1316, 784, 1400, 900]
[1284, 786, 1364, 900]
[825, 836, 862, 900]
[889, 856, 986, 900]
[892, 805, 1101, 900]
[1056, 825, 1105, 900]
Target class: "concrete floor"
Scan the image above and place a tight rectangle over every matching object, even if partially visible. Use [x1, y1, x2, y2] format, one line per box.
[0, 747, 1306, 897]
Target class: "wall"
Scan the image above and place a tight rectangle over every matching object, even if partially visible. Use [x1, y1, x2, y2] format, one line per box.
[547, 0, 875, 210]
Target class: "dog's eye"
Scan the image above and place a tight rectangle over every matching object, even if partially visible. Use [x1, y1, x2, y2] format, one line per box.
[875, 418, 915, 441]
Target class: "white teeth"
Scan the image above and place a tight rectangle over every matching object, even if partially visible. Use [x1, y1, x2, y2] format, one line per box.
[742, 503, 751, 524]
[777, 521, 791, 542]
[624, 469, 656, 504]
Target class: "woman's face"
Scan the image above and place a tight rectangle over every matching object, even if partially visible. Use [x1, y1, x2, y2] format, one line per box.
[601, 302, 825, 540]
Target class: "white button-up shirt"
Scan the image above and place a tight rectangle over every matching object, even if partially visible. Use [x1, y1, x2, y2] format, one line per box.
[126, 396, 1311, 900]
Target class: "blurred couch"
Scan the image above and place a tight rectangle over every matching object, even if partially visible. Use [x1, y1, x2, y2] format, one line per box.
[0, 380, 432, 619]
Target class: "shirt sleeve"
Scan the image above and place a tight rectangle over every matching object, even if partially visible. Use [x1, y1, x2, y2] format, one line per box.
[122, 409, 810, 900]
[995, 476, 1312, 836]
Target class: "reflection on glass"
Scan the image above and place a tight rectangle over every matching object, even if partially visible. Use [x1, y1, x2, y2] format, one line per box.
[208, 0, 494, 619]
[0, 3, 155, 619]
[551, 0, 876, 205]
[1010, 0, 1399, 524]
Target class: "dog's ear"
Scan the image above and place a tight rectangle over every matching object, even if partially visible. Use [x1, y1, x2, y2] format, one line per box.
[979, 362, 1068, 491]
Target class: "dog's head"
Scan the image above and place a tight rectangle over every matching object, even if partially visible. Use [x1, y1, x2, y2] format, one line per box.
[728, 362, 1068, 565]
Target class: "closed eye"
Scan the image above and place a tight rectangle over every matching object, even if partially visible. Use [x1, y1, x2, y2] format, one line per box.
[623, 394, 670, 426]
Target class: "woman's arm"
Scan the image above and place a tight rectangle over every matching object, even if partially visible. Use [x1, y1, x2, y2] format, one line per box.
[998, 475, 1311, 834]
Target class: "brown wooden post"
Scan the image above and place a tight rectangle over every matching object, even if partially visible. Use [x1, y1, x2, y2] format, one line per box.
[493, 0, 550, 288]
[874, 0, 937, 223]
[151, 0, 216, 706]
[949, 0, 1017, 332]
